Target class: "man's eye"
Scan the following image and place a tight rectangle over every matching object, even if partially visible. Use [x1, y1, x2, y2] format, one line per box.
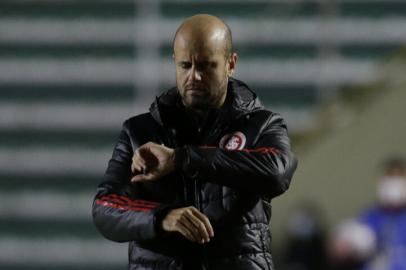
[180, 63, 191, 69]
[203, 62, 217, 69]
[200, 63, 209, 70]
[197, 62, 215, 71]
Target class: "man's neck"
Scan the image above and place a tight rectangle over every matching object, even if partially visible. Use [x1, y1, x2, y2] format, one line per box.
[185, 107, 210, 126]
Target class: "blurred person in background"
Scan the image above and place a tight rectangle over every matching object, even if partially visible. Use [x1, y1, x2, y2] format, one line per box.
[92, 14, 297, 270]
[327, 220, 376, 270]
[358, 157, 406, 270]
[281, 203, 327, 270]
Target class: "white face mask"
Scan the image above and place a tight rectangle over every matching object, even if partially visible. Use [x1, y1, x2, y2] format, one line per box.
[377, 176, 406, 207]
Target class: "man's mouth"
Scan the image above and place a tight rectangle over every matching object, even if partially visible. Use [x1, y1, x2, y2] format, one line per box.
[187, 88, 203, 92]
[186, 87, 206, 95]
[187, 90, 206, 98]
[186, 86, 204, 91]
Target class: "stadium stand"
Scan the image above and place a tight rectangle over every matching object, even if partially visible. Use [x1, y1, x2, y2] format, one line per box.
[0, 0, 405, 269]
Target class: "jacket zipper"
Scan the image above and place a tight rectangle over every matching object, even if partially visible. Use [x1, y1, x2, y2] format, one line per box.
[164, 127, 192, 205]
[194, 178, 200, 211]
[165, 127, 196, 207]
[195, 127, 203, 211]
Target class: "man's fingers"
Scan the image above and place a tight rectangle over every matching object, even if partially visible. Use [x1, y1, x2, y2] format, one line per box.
[184, 210, 210, 243]
[176, 221, 199, 243]
[131, 174, 143, 182]
[131, 159, 144, 173]
[131, 142, 175, 182]
[133, 150, 146, 164]
[131, 172, 156, 182]
[131, 149, 149, 174]
[132, 153, 146, 170]
[160, 207, 214, 244]
[178, 218, 202, 243]
[190, 208, 215, 238]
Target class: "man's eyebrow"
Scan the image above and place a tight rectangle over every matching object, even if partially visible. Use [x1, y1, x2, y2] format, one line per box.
[177, 60, 216, 65]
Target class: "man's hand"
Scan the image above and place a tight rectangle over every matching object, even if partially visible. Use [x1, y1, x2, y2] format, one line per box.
[161, 206, 214, 244]
[131, 142, 175, 182]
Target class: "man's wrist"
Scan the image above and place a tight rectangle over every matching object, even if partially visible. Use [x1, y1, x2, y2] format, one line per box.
[153, 206, 172, 235]
[172, 147, 189, 171]
[173, 146, 201, 179]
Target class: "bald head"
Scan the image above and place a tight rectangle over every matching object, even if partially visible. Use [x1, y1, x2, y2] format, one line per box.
[172, 14, 237, 113]
[173, 14, 233, 58]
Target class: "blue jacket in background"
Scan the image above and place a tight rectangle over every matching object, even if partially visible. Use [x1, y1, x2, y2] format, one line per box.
[360, 206, 406, 270]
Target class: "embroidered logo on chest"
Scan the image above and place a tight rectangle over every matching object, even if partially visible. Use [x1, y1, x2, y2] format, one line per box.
[219, 131, 246, 150]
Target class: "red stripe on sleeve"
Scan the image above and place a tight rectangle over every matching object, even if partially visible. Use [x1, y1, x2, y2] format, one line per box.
[96, 193, 160, 213]
[242, 147, 280, 155]
[99, 196, 156, 209]
[95, 199, 152, 213]
[199, 145, 217, 149]
[110, 194, 159, 207]
[199, 145, 280, 154]
[103, 194, 159, 208]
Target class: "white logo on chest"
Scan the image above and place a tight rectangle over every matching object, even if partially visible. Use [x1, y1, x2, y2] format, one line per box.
[219, 132, 246, 150]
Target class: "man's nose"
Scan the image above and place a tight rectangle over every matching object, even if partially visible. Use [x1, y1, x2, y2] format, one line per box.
[189, 66, 202, 81]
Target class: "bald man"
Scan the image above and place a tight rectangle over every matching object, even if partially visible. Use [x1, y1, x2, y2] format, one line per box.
[92, 14, 297, 270]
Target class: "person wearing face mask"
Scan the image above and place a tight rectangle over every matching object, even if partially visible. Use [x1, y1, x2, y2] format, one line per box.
[358, 157, 406, 270]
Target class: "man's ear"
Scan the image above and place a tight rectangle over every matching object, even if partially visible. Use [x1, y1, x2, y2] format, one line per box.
[227, 52, 238, 76]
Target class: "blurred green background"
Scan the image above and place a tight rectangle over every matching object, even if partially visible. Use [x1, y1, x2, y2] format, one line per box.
[0, 0, 405, 269]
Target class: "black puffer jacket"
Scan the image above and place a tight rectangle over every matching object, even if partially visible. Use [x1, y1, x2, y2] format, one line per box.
[92, 78, 298, 270]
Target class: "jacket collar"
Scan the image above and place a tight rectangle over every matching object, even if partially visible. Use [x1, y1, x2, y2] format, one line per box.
[149, 77, 264, 127]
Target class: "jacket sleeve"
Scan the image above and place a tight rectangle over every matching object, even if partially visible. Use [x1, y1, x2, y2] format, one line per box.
[174, 113, 298, 199]
[92, 121, 173, 243]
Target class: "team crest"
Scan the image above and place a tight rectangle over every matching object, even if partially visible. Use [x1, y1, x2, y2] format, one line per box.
[219, 132, 246, 150]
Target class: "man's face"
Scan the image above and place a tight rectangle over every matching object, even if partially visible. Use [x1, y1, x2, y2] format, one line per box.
[173, 34, 235, 111]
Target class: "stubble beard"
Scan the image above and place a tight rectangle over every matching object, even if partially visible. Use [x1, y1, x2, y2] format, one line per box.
[180, 77, 228, 112]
